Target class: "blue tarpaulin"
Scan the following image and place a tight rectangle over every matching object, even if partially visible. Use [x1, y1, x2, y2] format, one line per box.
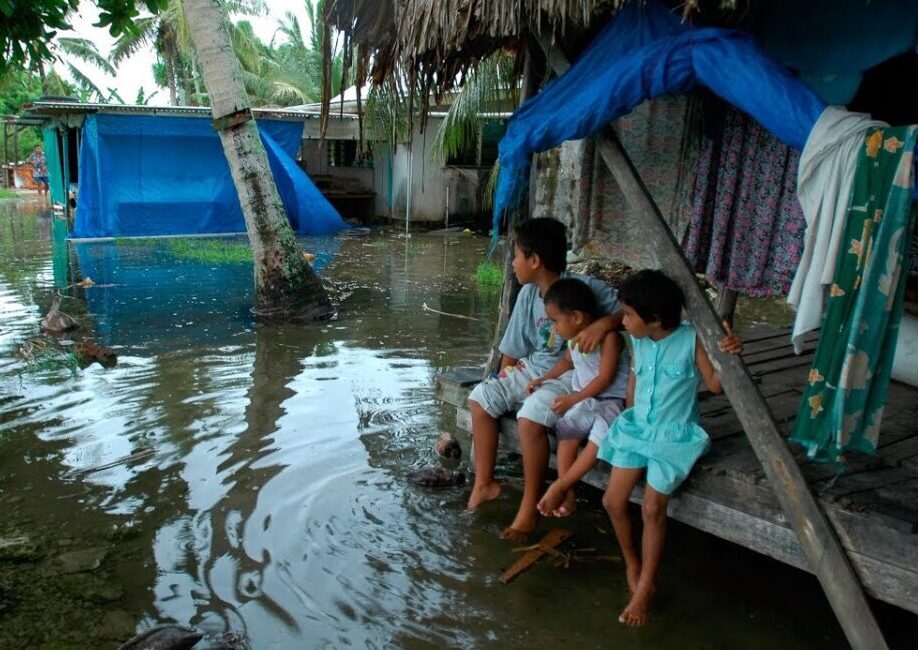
[493, 0, 830, 227]
[74, 114, 347, 239]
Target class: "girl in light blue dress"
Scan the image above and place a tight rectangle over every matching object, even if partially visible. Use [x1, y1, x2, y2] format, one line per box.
[598, 270, 742, 627]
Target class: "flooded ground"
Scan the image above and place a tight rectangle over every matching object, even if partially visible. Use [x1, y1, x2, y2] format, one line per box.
[1, 199, 914, 649]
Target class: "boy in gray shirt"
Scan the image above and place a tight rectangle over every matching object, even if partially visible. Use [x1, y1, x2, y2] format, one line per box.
[467, 218, 621, 541]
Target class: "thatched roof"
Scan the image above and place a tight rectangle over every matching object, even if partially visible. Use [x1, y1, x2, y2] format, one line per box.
[325, 1, 620, 89]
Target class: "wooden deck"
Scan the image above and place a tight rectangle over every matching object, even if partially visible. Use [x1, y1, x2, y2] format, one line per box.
[435, 326, 918, 614]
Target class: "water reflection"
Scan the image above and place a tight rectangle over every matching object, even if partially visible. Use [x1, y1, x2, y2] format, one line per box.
[0, 201, 880, 649]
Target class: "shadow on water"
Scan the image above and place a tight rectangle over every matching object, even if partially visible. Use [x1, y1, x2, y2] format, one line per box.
[1, 199, 915, 648]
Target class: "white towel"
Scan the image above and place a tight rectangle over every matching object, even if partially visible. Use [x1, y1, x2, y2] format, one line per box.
[787, 107, 887, 353]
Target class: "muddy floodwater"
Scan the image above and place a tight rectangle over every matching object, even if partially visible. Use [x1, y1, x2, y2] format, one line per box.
[1, 200, 914, 649]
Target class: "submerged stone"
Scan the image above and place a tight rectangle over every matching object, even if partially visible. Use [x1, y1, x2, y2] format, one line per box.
[0, 534, 41, 562]
[408, 467, 466, 488]
[117, 624, 203, 650]
[55, 546, 107, 574]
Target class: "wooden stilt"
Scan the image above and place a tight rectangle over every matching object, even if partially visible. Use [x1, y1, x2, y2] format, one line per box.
[537, 38, 888, 650]
[715, 287, 739, 327]
[485, 40, 542, 377]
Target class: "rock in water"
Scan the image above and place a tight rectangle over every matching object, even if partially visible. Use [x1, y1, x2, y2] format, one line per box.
[117, 625, 203, 650]
[40, 293, 78, 333]
[408, 467, 466, 488]
[435, 432, 461, 461]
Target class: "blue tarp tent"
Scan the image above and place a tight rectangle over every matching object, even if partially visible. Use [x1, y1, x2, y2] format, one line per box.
[74, 114, 348, 239]
[493, 0, 918, 230]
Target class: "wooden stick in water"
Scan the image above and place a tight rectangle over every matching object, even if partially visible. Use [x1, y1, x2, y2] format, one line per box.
[78, 448, 154, 475]
[499, 528, 572, 584]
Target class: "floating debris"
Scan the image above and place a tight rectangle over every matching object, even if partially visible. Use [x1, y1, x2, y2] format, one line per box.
[40, 293, 78, 333]
[74, 341, 117, 368]
[117, 624, 203, 650]
[408, 467, 466, 488]
[435, 432, 462, 462]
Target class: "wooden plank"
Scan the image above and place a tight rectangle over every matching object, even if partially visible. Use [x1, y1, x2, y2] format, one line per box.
[537, 39, 887, 648]
[435, 367, 482, 406]
[498, 528, 573, 584]
[875, 435, 918, 466]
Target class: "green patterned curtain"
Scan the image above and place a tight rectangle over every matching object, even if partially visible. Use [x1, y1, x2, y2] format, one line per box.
[41, 128, 65, 206]
[792, 125, 918, 462]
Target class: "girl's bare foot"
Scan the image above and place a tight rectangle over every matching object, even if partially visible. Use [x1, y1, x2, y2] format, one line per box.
[500, 509, 537, 542]
[625, 562, 642, 594]
[618, 587, 654, 627]
[553, 489, 577, 517]
[467, 480, 501, 510]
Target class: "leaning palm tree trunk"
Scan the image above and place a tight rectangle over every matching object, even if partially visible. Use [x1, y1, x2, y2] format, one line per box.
[182, 0, 332, 320]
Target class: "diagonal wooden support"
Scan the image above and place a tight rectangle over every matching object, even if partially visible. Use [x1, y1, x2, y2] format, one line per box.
[537, 37, 888, 650]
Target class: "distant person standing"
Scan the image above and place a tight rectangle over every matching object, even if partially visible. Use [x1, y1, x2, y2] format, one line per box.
[28, 144, 48, 201]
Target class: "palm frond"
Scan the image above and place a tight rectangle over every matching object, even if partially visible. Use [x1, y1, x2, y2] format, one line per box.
[110, 16, 158, 64]
[65, 63, 107, 102]
[56, 37, 117, 76]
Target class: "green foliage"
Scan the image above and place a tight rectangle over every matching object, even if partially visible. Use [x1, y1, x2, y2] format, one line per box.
[0, 68, 63, 159]
[0, 1, 164, 74]
[474, 261, 503, 287]
[0, 187, 18, 198]
[166, 238, 252, 264]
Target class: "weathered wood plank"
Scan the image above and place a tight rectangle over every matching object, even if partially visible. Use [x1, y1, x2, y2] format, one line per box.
[498, 528, 573, 584]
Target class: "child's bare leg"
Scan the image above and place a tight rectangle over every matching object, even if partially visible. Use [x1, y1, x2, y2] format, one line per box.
[467, 400, 501, 510]
[500, 417, 548, 541]
[620, 486, 669, 627]
[554, 439, 580, 516]
[602, 467, 644, 595]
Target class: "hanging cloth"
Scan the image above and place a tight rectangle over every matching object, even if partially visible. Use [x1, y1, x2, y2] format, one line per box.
[682, 105, 806, 296]
[792, 125, 918, 462]
[787, 107, 887, 352]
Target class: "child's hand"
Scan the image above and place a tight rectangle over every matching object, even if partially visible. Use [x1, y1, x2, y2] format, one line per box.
[526, 377, 545, 394]
[538, 481, 565, 516]
[571, 320, 606, 354]
[550, 394, 579, 415]
[717, 322, 743, 355]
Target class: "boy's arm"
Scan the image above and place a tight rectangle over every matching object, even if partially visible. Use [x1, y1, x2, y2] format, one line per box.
[527, 350, 572, 392]
[571, 333, 621, 401]
[571, 311, 623, 353]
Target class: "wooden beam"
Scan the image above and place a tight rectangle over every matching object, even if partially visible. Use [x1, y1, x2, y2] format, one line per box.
[536, 36, 888, 650]
[485, 40, 542, 377]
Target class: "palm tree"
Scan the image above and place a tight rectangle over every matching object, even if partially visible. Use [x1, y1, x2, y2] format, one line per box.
[51, 37, 118, 101]
[182, 0, 332, 320]
[112, 0, 265, 105]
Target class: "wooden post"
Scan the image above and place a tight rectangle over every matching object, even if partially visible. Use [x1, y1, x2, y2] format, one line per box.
[485, 39, 542, 377]
[2, 120, 8, 188]
[715, 287, 739, 327]
[537, 36, 887, 650]
[61, 127, 71, 226]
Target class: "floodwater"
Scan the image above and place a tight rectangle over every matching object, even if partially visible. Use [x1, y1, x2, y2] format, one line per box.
[0, 199, 913, 649]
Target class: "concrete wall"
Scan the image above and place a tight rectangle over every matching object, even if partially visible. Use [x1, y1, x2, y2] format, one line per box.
[300, 116, 489, 224]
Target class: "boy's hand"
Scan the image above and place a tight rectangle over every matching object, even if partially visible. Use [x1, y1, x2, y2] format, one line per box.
[526, 377, 546, 394]
[538, 481, 565, 516]
[717, 322, 743, 355]
[550, 394, 579, 415]
[571, 319, 607, 354]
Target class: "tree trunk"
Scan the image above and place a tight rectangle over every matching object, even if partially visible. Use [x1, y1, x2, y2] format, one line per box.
[182, 0, 332, 320]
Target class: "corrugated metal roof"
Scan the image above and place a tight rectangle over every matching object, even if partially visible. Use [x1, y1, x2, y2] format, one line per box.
[19, 101, 336, 123]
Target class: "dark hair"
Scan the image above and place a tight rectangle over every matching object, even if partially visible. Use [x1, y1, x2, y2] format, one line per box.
[544, 278, 599, 319]
[514, 218, 567, 273]
[618, 269, 684, 329]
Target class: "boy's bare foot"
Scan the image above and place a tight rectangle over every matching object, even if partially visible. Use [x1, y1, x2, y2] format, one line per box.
[467, 481, 501, 510]
[498, 526, 533, 543]
[618, 587, 654, 627]
[625, 562, 642, 594]
[553, 489, 577, 517]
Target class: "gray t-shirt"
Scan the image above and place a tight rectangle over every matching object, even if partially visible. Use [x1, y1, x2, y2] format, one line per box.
[499, 272, 620, 375]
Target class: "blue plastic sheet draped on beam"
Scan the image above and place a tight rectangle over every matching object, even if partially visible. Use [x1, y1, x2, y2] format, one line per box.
[493, 0, 831, 227]
[74, 114, 347, 238]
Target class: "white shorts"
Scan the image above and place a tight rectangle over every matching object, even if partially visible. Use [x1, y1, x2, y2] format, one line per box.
[555, 397, 626, 445]
[468, 359, 574, 428]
